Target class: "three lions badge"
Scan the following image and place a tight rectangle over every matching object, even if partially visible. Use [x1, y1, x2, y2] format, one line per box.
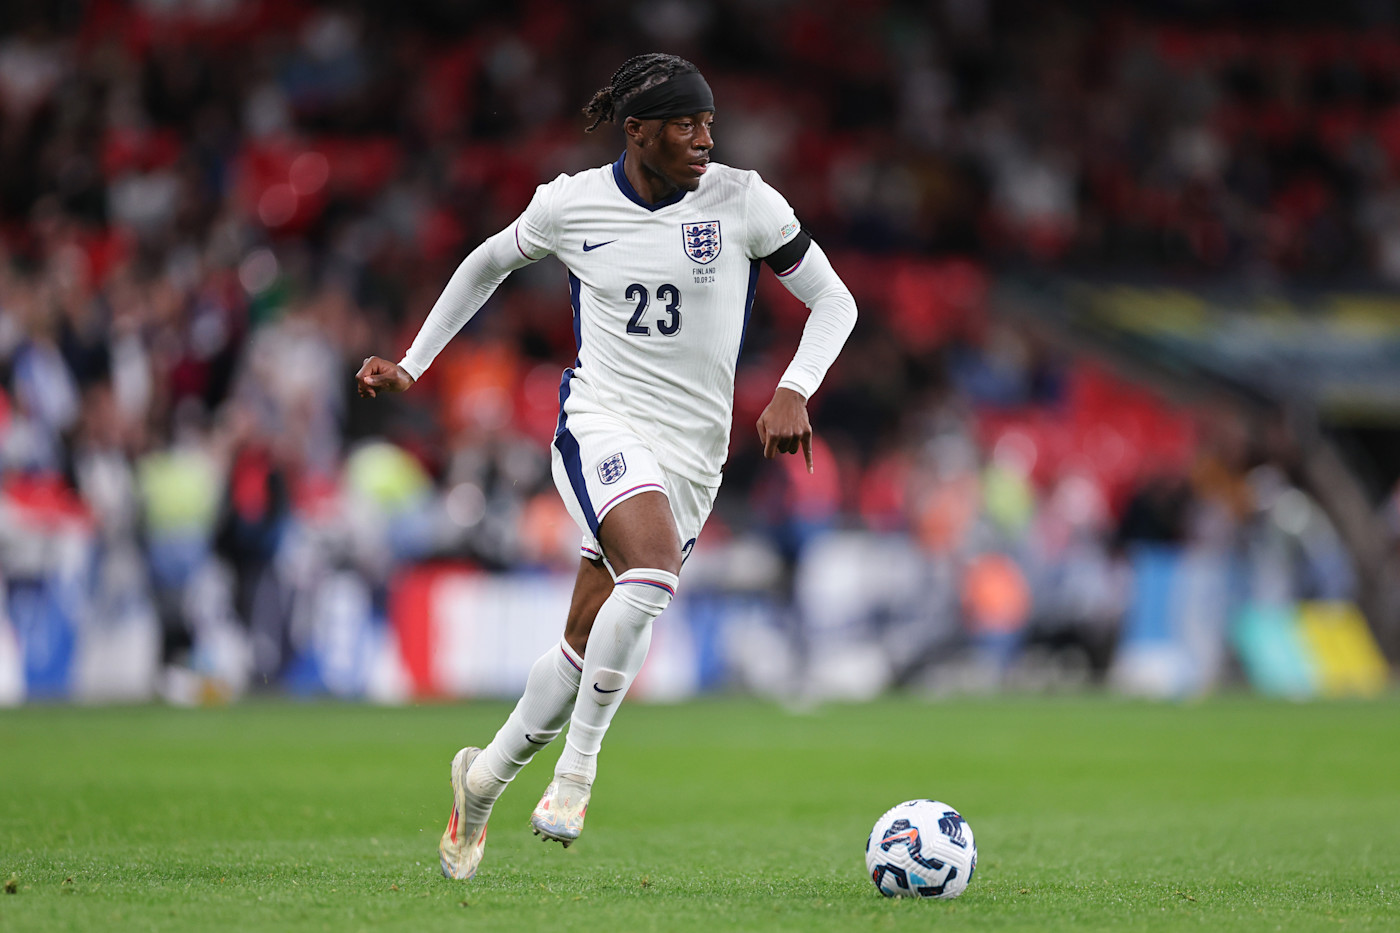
[682, 221, 721, 263]
[598, 452, 627, 485]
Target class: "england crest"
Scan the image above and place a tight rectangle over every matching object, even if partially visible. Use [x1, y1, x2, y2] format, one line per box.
[598, 452, 627, 485]
[682, 220, 721, 264]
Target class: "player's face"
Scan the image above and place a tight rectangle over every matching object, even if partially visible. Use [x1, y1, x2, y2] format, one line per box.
[643, 112, 715, 192]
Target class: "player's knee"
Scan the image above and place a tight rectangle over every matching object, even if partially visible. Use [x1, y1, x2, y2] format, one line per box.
[613, 567, 679, 615]
[562, 630, 589, 659]
[611, 544, 683, 579]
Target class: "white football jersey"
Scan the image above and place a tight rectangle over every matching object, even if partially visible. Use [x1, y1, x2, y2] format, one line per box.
[514, 153, 803, 486]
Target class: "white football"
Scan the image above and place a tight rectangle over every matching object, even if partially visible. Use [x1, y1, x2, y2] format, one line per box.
[865, 799, 977, 898]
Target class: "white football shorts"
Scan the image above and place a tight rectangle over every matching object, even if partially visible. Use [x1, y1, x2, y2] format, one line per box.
[550, 405, 718, 566]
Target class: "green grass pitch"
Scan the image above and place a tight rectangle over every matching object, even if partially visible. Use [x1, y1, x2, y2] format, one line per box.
[2, 694, 1398, 932]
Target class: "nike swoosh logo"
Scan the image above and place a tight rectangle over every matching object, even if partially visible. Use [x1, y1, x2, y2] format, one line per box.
[593, 683, 623, 694]
[525, 734, 550, 745]
[582, 239, 617, 252]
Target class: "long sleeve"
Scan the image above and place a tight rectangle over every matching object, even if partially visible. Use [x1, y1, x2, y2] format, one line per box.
[398, 177, 560, 380]
[772, 241, 857, 399]
[396, 226, 536, 381]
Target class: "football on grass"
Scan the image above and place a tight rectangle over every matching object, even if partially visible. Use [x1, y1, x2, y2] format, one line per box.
[865, 799, 977, 898]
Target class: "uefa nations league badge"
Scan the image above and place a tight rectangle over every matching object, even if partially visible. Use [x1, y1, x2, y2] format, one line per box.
[682, 221, 721, 263]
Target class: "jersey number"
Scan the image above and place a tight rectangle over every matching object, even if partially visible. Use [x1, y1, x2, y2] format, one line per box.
[625, 284, 681, 337]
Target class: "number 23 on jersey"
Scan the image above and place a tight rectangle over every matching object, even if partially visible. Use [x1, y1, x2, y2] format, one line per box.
[624, 284, 681, 336]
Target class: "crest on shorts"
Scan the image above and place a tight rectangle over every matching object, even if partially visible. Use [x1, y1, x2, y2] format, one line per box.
[598, 452, 627, 485]
[682, 220, 721, 264]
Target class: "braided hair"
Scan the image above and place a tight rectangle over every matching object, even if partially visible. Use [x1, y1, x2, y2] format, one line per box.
[582, 53, 701, 132]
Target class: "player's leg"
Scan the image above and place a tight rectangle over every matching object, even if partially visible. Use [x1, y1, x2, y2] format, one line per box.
[439, 556, 611, 879]
[560, 490, 682, 781]
[563, 554, 613, 657]
[532, 491, 681, 844]
[476, 556, 611, 786]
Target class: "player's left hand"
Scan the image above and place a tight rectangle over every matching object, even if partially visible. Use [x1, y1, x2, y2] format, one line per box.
[757, 387, 814, 473]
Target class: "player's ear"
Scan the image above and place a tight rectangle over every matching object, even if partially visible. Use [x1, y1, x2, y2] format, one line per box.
[623, 117, 645, 145]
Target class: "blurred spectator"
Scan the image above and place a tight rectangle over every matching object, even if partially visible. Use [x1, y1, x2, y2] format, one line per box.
[0, 0, 1376, 694]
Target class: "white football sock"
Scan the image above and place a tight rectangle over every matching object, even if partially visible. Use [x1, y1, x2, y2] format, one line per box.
[555, 568, 677, 784]
[460, 639, 583, 825]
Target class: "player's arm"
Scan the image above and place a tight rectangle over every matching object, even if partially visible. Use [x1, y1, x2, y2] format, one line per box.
[755, 234, 858, 471]
[357, 184, 557, 398]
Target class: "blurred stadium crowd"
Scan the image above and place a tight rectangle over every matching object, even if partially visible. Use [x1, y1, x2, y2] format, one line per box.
[0, 0, 1388, 700]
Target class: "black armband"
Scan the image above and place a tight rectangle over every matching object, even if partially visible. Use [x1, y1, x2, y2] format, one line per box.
[762, 229, 812, 275]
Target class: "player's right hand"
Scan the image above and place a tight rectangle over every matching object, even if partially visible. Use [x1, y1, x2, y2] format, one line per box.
[355, 356, 414, 398]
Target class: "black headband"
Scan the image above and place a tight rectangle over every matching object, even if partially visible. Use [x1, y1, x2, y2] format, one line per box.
[623, 71, 715, 121]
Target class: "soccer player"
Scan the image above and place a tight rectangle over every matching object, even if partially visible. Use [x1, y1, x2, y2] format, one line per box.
[355, 53, 857, 881]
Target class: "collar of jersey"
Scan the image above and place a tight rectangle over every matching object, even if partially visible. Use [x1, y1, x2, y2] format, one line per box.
[612, 151, 688, 211]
